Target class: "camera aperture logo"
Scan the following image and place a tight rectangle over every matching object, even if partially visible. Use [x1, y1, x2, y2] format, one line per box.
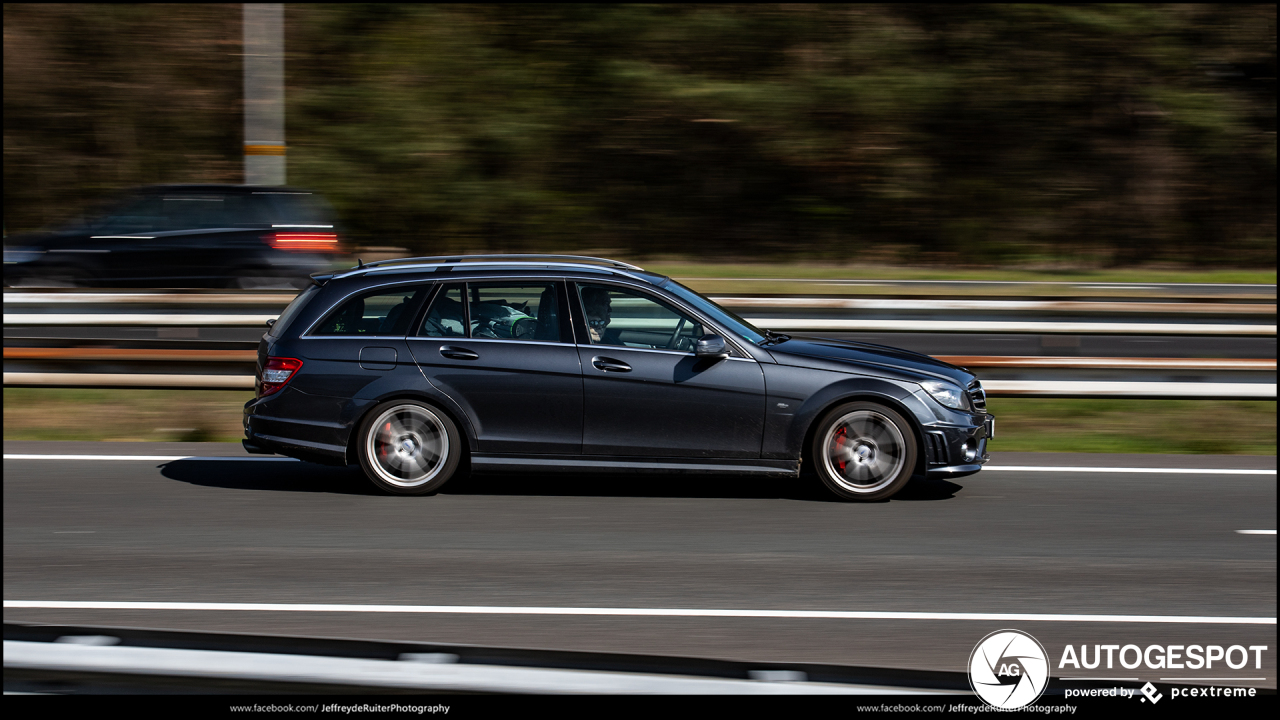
[970, 629, 1050, 709]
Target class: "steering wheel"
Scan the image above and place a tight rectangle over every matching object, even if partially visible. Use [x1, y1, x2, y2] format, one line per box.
[665, 318, 687, 350]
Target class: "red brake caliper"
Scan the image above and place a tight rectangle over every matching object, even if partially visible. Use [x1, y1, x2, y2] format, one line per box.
[381, 421, 392, 457]
[834, 426, 847, 472]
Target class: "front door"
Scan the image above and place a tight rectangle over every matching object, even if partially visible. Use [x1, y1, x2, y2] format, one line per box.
[573, 282, 766, 458]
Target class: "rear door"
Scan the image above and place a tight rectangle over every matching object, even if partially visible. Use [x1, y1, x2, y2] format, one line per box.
[407, 280, 582, 455]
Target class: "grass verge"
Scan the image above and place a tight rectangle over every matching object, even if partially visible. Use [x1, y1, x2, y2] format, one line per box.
[3, 388, 253, 443]
[984, 398, 1276, 455]
[3, 389, 1275, 455]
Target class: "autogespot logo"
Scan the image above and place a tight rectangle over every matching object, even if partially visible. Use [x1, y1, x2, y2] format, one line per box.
[969, 629, 1050, 709]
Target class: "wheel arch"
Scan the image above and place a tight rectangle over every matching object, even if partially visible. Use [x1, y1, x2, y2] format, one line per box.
[344, 390, 474, 467]
[794, 381, 931, 477]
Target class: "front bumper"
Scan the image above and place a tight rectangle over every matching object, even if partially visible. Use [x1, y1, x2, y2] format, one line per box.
[922, 412, 993, 476]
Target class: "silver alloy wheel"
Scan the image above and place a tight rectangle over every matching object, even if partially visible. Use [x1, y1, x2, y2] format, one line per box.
[364, 404, 449, 488]
[819, 409, 906, 494]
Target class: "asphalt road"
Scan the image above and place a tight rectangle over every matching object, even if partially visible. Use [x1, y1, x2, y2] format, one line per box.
[4, 442, 1276, 687]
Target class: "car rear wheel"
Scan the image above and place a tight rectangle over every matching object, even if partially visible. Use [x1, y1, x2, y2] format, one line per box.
[812, 402, 918, 501]
[358, 401, 461, 495]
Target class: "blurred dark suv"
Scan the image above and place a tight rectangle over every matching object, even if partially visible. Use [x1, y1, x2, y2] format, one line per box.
[3, 184, 342, 289]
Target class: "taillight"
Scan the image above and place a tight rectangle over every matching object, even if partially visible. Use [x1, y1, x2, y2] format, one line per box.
[259, 356, 303, 397]
[264, 232, 340, 252]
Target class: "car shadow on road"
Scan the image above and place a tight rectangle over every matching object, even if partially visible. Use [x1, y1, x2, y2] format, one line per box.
[443, 471, 964, 503]
[159, 459, 383, 496]
[159, 459, 964, 502]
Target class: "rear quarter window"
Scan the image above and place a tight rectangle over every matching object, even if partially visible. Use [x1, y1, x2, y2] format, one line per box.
[269, 285, 321, 337]
[311, 285, 430, 336]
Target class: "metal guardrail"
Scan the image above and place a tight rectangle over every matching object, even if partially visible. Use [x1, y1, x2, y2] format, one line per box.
[5, 622, 968, 695]
[4, 290, 1275, 398]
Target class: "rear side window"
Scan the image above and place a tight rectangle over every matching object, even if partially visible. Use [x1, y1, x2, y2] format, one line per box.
[269, 285, 321, 337]
[469, 283, 563, 342]
[419, 285, 466, 338]
[312, 285, 429, 336]
[418, 282, 564, 342]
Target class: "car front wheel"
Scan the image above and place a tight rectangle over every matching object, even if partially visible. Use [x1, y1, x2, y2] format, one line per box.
[812, 402, 918, 501]
[358, 401, 461, 495]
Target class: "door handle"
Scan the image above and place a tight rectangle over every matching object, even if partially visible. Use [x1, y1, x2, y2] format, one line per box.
[592, 356, 631, 373]
[439, 346, 479, 360]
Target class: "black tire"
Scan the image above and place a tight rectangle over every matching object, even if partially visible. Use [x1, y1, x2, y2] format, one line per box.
[811, 401, 918, 501]
[357, 400, 462, 496]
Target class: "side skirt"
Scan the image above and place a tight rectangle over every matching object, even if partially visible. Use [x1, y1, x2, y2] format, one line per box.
[470, 454, 801, 477]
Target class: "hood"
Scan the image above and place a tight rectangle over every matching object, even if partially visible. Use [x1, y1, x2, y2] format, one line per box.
[763, 335, 974, 386]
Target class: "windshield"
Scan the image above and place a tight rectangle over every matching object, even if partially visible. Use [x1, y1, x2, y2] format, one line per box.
[659, 278, 769, 345]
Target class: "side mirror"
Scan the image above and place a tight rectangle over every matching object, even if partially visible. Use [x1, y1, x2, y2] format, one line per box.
[695, 334, 729, 359]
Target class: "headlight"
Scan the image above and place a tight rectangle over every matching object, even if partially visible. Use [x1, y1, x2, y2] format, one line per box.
[920, 380, 969, 410]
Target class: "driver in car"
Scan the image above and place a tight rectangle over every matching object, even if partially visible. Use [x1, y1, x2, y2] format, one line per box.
[581, 286, 621, 345]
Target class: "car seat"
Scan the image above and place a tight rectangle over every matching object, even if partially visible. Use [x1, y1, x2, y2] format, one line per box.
[534, 286, 560, 341]
[380, 298, 408, 335]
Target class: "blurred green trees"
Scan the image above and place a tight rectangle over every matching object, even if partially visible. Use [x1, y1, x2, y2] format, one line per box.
[5, 4, 1275, 265]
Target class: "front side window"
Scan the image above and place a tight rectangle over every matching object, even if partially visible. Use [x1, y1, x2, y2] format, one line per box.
[575, 283, 704, 352]
[312, 285, 428, 336]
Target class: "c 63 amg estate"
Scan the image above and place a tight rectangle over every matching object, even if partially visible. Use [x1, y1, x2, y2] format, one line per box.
[243, 255, 993, 501]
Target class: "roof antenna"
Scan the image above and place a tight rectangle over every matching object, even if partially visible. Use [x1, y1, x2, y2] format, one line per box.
[357, 258, 364, 269]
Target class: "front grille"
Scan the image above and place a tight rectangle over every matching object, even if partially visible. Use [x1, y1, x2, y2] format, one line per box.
[967, 380, 987, 411]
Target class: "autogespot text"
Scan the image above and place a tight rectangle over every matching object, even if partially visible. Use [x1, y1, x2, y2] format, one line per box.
[1058, 644, 1267, 670]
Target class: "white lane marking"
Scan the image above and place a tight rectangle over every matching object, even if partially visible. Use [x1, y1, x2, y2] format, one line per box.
[2, 601, 1274, 625]
[4, 455, 1274, 474]
[983, 466, 1275, 475]
[1236, 530, 1277, 535]
[3, 455, 297, 462]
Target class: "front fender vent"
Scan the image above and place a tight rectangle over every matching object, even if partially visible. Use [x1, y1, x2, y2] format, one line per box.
[926, 432, 948, 465]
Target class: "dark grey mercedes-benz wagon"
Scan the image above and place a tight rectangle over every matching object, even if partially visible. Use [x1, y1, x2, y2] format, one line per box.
[243, 255, 993, 501]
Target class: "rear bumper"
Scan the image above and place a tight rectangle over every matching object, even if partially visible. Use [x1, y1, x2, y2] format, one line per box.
[243, 392, 352, 466]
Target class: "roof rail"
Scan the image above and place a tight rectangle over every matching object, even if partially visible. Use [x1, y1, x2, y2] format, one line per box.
[355, 254, 645, 272]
